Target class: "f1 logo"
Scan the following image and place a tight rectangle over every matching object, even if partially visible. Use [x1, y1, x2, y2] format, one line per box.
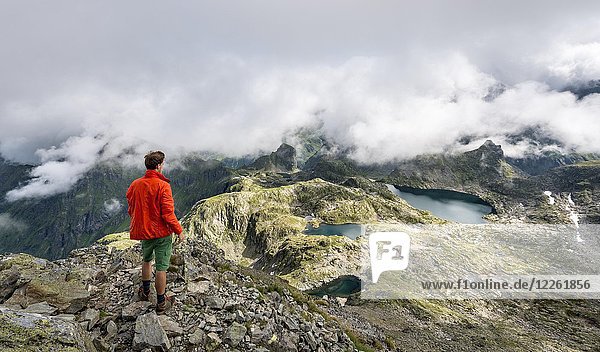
[369, 232, 411, 283]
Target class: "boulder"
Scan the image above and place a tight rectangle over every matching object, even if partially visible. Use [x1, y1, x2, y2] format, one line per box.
[79, 308, 100, 330]
[188, 328, 206, 345]
[206, 332, 222, 349]
[204, 296, 225, 310]
[223, 322, 247, 347]
[4, 275, 90, 313]
[122, 301, 152, 320]
[106, 320, 118, 337]
[158, 315, 183, 336]
[23, 301, 58, 315]
[133, 312, 171, 351]
[0, 306, 95, 351]
[187, 280, 210, 294]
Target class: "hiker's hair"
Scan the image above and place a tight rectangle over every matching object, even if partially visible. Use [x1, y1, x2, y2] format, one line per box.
[144, 150, 165, 170]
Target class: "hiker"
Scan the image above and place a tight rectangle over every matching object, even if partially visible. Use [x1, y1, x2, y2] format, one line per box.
[126, 150, 185, 314]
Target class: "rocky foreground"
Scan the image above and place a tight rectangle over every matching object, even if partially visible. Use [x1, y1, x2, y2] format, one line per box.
[2, 231, 600, 352]
[0, 233, 361, 351]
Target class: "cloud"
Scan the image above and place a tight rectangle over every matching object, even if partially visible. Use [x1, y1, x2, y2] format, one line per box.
[1, 1, 600, 199]
[103, 198, 122, 214]
[535, 42, 600, 85]
[5, 135, 109, 201]
[0, 213, 28, 232]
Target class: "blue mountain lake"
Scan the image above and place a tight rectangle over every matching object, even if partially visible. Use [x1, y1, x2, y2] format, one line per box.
[386, 184, 493, 224]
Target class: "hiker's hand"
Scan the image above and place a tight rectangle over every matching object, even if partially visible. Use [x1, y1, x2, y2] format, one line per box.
[175, 232, 186, 245]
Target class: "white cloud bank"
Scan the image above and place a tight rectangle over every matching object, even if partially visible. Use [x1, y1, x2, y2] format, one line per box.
[1, 1, 600, 200]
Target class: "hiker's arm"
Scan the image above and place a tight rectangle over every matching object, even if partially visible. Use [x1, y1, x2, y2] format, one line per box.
[160, 183, 183, 235]
[126, 184, 133, 217]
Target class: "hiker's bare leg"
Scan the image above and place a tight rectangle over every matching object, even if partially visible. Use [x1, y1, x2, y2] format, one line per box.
[156, 270, 166, 295]
[142, 261, 152, 281]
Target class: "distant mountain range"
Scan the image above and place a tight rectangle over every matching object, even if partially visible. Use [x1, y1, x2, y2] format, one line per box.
[563, 79, 600, 99]
[1, 123, 599, 259]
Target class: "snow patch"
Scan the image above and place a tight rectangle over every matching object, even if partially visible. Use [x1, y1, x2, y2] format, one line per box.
[543, 191, 555, 205]
[565, 193, 583, 243]
[567, 193, 575, 206]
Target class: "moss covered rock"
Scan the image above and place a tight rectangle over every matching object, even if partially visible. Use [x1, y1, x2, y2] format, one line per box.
[0, 306, 95, 351]
[0, 254, 89, 313]
[96, 231, 137, 251]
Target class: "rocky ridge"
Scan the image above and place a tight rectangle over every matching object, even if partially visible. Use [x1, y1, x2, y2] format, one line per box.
[0, 233, 362, 351]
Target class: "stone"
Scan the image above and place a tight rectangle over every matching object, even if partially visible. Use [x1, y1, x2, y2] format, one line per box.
[133, 312, 171, 351]
[207, 332, 222, 348]
[305, 331, 318, 350]
[171, 285, 185, 293]
[170, 254, 185, 266]
[269, 291, 281, 303]
[278, 333, 299, 352]
[204, 296, 225, 310]
[24, 301, 58, 315]
[55, 313, 77, 321]
[0, 270, 21, 301]
[208, 325, 223, 333]
[0, 306, 95, 351]
[93, 336, 110, 352]
[283, 316, 299, 331]
[223, 322, 247, 347]
[122, 301, 152, 320]
[188, 328, 206, 345]
[250, 327, 265, 343]
[205, 314, 217, 324]
[158, 315, 183, 336]
[4, 274, 91, 314]
[106, 320, 118, 337]
[63, 293, 91, 314]
[0, 236, 367, 352]
[80, 308, 100, 330]
[187, 280, 210, 294]
[323, 330, 338, 343]
[235, 309, 245, 323]
[224, 300, 239, 311]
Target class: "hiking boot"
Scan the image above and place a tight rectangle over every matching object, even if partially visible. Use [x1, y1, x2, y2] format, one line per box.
[156, 295, 174, 314]
[137, 286, 150, 302]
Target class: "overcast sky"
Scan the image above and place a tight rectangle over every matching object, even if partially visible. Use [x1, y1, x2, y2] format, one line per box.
[2, 1, 600, 200]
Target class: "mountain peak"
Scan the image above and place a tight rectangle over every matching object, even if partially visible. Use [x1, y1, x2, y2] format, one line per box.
[473, 140, 504, 160]
[248, 143, 298, 172]
[481, 139, 499, 148]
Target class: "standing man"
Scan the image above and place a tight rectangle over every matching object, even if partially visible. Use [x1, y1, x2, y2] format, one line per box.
[126, 150, 185, 314]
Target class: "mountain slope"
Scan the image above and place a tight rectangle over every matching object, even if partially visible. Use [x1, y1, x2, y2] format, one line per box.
[0, 157, 234, 259]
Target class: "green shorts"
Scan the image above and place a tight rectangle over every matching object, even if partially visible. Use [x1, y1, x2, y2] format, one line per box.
[141, 234, 173, 271]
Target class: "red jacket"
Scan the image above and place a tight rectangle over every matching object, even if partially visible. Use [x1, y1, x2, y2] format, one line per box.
[126, 169, 183, 240]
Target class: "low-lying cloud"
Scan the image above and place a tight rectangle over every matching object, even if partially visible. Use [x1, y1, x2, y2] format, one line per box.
[1, 1, 600, 200]
[103, 198, 122, 214]
[0, 213, 28, 232]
